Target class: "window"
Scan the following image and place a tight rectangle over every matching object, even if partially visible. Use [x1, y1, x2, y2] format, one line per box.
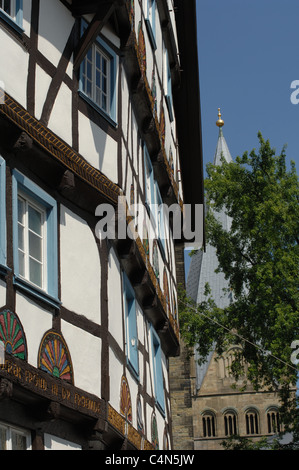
[79, 21, 117, 125]
[202, 412, 216, 438]
[0, 0, 23, 32]
[144, 146, 167, 255]
[145, 0, 157, 50]
[0, 156, 6, 269]
[224, 411, 238, 436]
[164, 45, 174, 122]
[0, 422, 31, 450]
[144, 145, 155, 213]
[155, 183, 166, 254]
[17, 193, 46, 289]
[151, 326, 165, 415]
[123, 273, 139, 379]
[245, 409, 259, 435]
[267, 408, 281, 434]
[12, 171, 59, 308]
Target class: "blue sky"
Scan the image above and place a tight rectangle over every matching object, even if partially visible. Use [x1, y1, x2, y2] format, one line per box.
[184, 0, 299, 280]
[196, 0, 299, 175]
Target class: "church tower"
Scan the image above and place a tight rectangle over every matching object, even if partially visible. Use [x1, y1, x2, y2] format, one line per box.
[186, 110, 282, 450]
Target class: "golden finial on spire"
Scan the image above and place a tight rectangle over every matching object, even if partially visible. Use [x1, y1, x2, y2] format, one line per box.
[216, 108, 224, 127]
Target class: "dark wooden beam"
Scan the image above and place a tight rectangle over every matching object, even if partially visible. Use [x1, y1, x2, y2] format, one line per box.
[72, 0, 112, 15]
[73, 2, 116, 71]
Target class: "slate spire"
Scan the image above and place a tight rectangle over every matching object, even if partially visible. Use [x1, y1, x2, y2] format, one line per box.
[186, 109, 233, 391]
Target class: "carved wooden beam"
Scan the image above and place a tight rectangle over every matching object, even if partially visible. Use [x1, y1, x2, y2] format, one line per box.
[0, 379, 13, 401]
[13, 131, 33, 153]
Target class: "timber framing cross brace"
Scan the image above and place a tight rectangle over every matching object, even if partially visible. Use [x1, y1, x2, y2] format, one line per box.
[73, 1, 118, 71]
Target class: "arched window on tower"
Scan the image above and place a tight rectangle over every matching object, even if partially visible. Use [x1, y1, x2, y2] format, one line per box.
[202, 411, 216, 438]
[245, 408, 259, 435]
[267, 408, 281, 434]
[224, 410, 238, 436]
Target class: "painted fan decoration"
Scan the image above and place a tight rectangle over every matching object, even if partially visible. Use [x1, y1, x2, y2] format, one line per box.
[0, 309, 27, 360]
[38, 331, 74, 384]
[120, 375, 132, 423]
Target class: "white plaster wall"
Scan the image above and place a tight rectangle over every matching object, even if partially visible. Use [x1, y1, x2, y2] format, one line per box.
[144, 34, 153, 91]
[15, 293, 53, 367]
[78, 112, 118, 184]
[0, 279, 6, 308]
[132, 113, 138, 171]
[34, 65, 52, 120]
[61, 320, 101, 395]
[145, 403, 153, 444]
[126, 370, 139, 430]
[0, 29, 28, 108]
[145, 355, 153, 397]
[155, 14, 163, 80]
[156, 407, 166, 449]
[109, 347, 124, 412]
[44, 434, 82, 450]
[48, 82, 72, 146]
[121, 68, 130, 146]
[38, 0, 75, 68]
[136, 303, 145, 347]
[60, 205, 101, 324]
[107, 247, 123, 348]
[102, 24, 120, 49]
[134, 1, 142, 34]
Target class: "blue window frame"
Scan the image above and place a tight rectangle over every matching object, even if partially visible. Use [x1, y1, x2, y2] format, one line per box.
[145, 0, 157, 50]
[0, 0, 23, 34]
[12, 171, 59, 308]
[123, 273, 139, 379]
[0, 156, 6, 270]
[79, 20, 117, 126]
[151, 326, 165, 415]
[164, 47, 174, 122]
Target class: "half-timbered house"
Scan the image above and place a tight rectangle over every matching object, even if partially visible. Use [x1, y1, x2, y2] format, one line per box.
[0, 0, 204, 450]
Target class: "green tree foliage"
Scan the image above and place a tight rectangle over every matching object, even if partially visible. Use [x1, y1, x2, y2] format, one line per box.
[179, 133, 299, 442]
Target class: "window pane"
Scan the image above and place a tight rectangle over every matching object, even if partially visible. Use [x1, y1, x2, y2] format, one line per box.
[102, 94, 107, 112]
[86, 79, 92, 98]
[28, 205, 42, 236]
[0, 427, 7, 450]
[18, 224, 24, 251]
[95, 69, 100, 86]
[29, 258, 42, 287]
[96, 50, 102, 70]
[18, 198, 25, 223]
[18, 250, 25, 277]
[11, 431, 27, 450]
[102, 57, 107, 75]
[86, 61, 92, 81]
[102, 76, 107, 94]
[95, 88, 101, 107]
[29, 232, 42, 262]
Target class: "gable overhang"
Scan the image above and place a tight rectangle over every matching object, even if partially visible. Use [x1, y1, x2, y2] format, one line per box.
[173, 0, 205, 245]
